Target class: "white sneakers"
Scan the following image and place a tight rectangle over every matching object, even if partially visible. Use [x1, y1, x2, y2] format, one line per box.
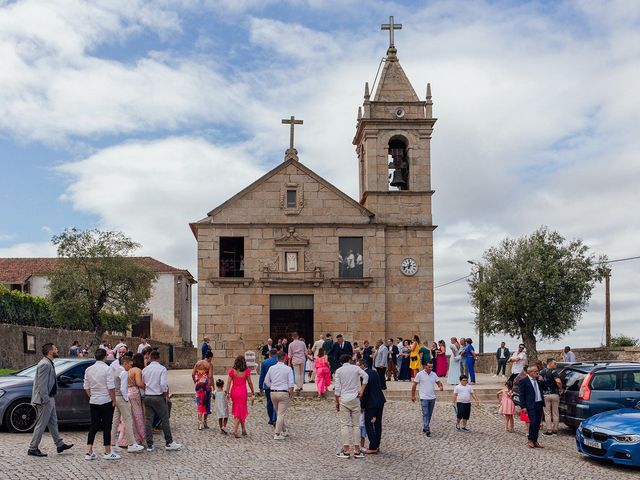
[104, 452, 121, 460]
[273, 434, 286, 440]
[165, 442, 182, 451]
[128, 444, 145, 453]
[84, 452, 97, 461]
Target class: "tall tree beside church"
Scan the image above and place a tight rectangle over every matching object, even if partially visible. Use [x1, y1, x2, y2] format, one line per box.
[468, 226, 607, 362]
[48, 228, 156, 343]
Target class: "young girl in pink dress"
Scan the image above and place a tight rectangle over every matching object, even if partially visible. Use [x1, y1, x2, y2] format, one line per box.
[314, 348, 331, 397]
[225, 355, 255, 438]
[497, 380, 516, 432]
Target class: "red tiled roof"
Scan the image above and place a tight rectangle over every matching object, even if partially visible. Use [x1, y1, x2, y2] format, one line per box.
[0, 257, 195, 284]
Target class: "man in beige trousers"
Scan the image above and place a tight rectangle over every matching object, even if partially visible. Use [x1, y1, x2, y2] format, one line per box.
[264, 351, 295, 440]
[541, 358, 563, 435]
[288, 332, 307, 392]
[334, 354, 368, 459]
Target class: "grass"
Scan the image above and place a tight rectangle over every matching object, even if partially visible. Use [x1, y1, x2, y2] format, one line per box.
[0, 368, 16, 375]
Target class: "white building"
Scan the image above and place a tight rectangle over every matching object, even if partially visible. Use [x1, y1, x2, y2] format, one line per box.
[0, 257, 195, 345]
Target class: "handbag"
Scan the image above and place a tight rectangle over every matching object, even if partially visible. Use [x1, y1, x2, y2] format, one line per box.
[519, 408, 530, 423]
[410, 356, 418, 362]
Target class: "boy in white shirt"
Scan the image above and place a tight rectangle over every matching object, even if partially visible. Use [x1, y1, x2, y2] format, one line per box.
[452, 375, 480, 431]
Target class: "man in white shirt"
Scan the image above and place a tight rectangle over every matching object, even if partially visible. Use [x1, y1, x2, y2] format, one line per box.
[508, 344, 527, 382]
[109, 356, 144, 454]
[83, 348, 119, 460]
[264, 351, 295, 440]
[142, 351, 182, 452]
[288, 332, 307, 392]
[563, 346, 576, 363]
[411, 362, 443, 436]
[334, 354, 368, 459]
[372, 340, 389, 390]
[136, 338, 150, 354]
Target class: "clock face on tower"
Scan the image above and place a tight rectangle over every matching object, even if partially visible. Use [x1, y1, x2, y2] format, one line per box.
[400, 257, 418, 276]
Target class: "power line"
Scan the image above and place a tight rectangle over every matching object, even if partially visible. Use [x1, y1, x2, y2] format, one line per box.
[434, 254, 640, 290]
[598, 255, 640, 265]
[434, 274, 472, 289]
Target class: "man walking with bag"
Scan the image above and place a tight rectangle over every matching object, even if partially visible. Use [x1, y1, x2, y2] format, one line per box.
[28, 343, 73, 457]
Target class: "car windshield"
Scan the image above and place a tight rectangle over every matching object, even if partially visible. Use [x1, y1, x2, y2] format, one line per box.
[13, 359, 78, 378]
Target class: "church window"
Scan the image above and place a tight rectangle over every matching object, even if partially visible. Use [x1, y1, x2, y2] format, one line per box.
[286, 189, 297, 208]
[338, 237, 363, 278]
[285, 252, 298, 272]
[388, 138, 409, 191]
[219, 237, 244, 278]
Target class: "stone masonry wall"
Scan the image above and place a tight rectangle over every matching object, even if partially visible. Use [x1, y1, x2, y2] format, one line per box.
[0, 323, 197, 371]
[475, 347, 640, 374]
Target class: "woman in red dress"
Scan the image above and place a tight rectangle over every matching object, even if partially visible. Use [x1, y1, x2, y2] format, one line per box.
[225, 355, 255, 438]
[434, 340, 449, 377]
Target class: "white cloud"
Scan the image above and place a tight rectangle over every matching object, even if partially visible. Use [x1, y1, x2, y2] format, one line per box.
[0, 241, 56, 257]
[2, 0, 640, 350]
[56, 136, 265, 272]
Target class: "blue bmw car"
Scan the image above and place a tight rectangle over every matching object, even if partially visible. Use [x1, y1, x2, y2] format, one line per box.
[577, 404, 640, 467]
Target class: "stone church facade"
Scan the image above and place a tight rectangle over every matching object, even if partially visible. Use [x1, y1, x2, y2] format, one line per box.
[191, 40, 437, 370]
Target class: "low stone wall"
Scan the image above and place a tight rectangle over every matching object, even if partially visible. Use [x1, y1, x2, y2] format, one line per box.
[0, 323, 197, 370]
[474, 347, 640, 374]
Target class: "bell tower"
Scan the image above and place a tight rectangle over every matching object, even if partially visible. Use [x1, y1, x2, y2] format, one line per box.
[353, 16, 436, 343]
[353, 16, 436, 226]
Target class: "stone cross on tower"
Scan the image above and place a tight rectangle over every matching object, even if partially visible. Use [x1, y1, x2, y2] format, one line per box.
[282, 115, 303, 161]
[381, 16, 402, 49]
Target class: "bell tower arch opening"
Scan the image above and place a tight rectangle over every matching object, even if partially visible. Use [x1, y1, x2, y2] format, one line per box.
[388, 137, 409, 191]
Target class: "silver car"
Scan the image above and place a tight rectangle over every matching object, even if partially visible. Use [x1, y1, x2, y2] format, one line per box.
[0, 358, 99, 432]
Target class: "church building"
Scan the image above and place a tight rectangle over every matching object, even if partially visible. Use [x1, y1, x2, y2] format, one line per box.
[191, 19, 437, 370]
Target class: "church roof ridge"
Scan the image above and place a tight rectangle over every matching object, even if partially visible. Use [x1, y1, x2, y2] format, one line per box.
[193, 159, 374, 230]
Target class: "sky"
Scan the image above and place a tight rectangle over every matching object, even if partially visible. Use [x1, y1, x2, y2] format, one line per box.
[0, 0, 638, 351]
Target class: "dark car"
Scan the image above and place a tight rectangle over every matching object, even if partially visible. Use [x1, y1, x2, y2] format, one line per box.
[0, 358, 100, 432]
[559, 362, 640, 428]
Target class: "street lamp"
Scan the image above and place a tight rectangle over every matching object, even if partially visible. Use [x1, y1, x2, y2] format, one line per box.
[468, 260, 484, 354]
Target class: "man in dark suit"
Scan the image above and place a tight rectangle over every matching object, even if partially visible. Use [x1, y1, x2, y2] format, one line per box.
[495, 342, 510, 377]
[330, 334, 353, 373]
[518, 365, 545, 448]
[358, 359, 386, 454]
[28, 343, 73, 457]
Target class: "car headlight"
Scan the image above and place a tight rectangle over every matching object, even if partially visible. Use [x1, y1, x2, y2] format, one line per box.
[0, 389, 5, 398]
[613, 435, 640, 443]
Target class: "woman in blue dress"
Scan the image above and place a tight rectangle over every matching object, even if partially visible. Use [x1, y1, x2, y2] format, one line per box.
[397, 340, 411, 381]
[447, 337, 462, 385]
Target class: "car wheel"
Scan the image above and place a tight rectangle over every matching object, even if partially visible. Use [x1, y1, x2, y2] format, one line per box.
[5, 399, 37, 433]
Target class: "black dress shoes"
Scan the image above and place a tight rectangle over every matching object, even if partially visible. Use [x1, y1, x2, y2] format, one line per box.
[27, 448, 47, 457]
[57, 443, 74, 453]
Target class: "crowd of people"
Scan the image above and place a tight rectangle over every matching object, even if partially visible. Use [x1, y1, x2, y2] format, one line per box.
[26, 334, 580, 460]
[28, 340, 182, 460]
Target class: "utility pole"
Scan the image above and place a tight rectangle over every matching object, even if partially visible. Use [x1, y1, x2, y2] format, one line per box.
[605, 268, 611, 348]
[468, 260, 484, 354]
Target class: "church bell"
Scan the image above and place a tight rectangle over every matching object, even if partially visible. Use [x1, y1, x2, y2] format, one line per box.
[389, 168, 407, 188]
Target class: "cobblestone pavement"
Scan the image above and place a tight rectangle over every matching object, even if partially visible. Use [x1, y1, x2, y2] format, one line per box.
[1, 398, 637, 480]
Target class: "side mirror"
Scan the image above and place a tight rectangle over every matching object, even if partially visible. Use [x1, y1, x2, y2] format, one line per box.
[58, 375, 74, 385]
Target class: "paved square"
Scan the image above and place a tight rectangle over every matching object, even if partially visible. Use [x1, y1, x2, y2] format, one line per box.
[1, 397, 637, 479]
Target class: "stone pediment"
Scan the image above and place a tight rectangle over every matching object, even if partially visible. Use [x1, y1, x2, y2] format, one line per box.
[192, 159, 375, 227]
[274, 227, 309, 247]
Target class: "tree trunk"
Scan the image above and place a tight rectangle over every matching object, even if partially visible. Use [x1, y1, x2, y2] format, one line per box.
[521, 330, 538, 365]
[92, 313, 104, 347]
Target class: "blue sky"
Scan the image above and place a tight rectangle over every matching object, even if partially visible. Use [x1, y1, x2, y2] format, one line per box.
[1, 0, 639, 349]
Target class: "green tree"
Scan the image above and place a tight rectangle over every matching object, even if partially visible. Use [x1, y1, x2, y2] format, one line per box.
[48, 228, 157, 343]
[611, 334, 639, 348]
[468, 226, 607, 362]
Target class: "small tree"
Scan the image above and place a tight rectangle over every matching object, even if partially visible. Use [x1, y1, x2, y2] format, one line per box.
[48, 228, 157, 344]
[611, 334, 639, 348]
[469, 226, 606, 362]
